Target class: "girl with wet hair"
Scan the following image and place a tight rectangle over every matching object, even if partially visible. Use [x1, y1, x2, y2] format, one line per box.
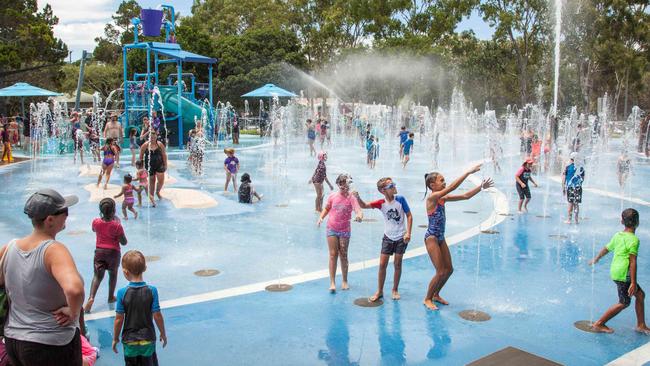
[84, 198, 127, 313]
[422, 165, 494, 310]
[318, 174, 363, 292]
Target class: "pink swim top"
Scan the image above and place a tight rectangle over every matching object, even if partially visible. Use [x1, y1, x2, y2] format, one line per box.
[325, 191, 360, 233]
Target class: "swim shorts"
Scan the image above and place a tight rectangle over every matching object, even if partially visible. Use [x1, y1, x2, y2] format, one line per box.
[327, 229, 351, 238]
[94, 248, 121, 273]
[516, 184, 531, 199]
[615, 280, 643, 306]
[567, 186, 582, 204]
[381, 235, 407, 255]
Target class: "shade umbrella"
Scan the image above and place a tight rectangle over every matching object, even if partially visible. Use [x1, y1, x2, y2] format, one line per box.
[0, 82, 62, 118]
[241, 83, 298, 98]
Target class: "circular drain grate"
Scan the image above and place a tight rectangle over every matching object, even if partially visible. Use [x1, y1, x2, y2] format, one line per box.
[549, 234, 568, 240]
[265, 284, 293, 292]
[574, 320, 600, 333]
[499, 213, 514, 217]
[459, 310, 491, 322]
[463, 210, 479, 214]
[194, 269, 220, 277]
[362, 218, 378, 222]
[536, 215, 552, 219]
[354, 297, 383, 307]
[275, 203, 289, 208]
[481, 229, 500, 235]
[145, 256, 161, 262]
[418, 224, 428, 228]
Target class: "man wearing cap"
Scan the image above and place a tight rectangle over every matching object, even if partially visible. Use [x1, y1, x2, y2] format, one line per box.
[1, 189, 85, 365]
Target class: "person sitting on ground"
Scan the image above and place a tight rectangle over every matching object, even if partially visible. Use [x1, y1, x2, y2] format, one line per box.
[112, 250, 167, 363]
[589, 208, 650, 334]
[3, 189, 84, 366]
[238, 173, 263, 204]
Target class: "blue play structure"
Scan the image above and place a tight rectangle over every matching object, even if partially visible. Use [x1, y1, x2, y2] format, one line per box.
[122, 4, 217, 147]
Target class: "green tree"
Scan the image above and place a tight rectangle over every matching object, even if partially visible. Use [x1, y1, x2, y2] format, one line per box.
[0, 0, 68, 77]
[480, 0, 550, 106]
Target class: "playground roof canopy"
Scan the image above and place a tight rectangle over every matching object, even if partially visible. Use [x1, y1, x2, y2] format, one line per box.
[0, 82, 62, 97]
[146, 42, 217, 64]
[241, 84, 298, 98]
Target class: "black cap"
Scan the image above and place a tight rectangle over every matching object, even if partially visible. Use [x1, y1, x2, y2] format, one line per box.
[24, 189, 78, 220]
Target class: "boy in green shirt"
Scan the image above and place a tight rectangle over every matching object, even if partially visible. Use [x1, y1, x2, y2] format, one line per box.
[590, 208, 650, 334]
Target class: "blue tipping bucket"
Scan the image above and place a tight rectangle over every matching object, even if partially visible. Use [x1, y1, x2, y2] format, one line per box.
[140, 9, 163, 37]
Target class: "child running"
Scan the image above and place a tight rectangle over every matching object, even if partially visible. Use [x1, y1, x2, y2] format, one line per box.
[589, 208, 650, 334]
[308, 151, 334, 213]
[112, 250, 167, 363]
[114, 174, 138, 220]
[84, 198, 127, 313]
[354, 177, 412, 301]
[515, 159, 538, 213]
[318, 174, 363, 292]
[423, 165, 493, 310]
[224, 147, 239, 193]
[402, 132, 414, 168]
[97, 138, 118, 190]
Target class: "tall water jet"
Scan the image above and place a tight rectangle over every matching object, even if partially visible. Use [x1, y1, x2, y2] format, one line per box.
[552, 0, 562, 116]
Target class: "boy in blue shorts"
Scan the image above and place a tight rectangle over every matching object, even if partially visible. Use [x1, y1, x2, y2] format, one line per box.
[402, 132, 414, 168]
[589, 208, 650, 334]
[354, 177, 413, 301]
[113, 250, 167, 365]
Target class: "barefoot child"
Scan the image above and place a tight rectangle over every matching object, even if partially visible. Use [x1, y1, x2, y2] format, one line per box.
[135, 160, 152, 206]
[617, 152, 631, 188]
[129, 128, 138, 167]
[423, 165, 494, 310]
[309, 151, 334, 213]
[114, 174, 138, 220]
[84, 198, 127, 313]
[224, 147, 239, 192]
[112, 250, 167, 363]
[515, 159, 538, 213]
[562, 156, 585, 224]
[354, 177, 412, 301]
[97, 138, 117, 190]
[398, 126, 408, 159]
[589, 208, 650, 334]
[317, 174, 363, 292]
[402, 132, 414, 168]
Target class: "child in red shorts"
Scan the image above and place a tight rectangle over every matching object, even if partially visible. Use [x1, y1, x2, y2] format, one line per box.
[84, 198, 128, 313]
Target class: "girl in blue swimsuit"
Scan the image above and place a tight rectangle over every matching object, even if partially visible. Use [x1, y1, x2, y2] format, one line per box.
[97, 138, 117, 190]
[423, 164, 493, 311]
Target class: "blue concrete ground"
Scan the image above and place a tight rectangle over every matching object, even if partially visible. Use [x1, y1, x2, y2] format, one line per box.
[2, 134, 650, 365]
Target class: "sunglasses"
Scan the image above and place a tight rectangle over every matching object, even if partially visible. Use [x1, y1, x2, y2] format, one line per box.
[53, 207, 68, 216]
[383, 183, 396, 190]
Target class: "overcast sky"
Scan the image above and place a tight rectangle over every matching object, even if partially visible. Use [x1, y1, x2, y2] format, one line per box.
[39, 0, 494, 62]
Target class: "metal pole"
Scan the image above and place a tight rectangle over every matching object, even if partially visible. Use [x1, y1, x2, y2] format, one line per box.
[123, 47, 128, 127]
[75, 50, 87, 111]
[177, 60, 183, 147]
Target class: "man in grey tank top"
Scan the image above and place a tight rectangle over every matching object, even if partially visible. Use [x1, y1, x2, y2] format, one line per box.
[2, 189, 85, 366]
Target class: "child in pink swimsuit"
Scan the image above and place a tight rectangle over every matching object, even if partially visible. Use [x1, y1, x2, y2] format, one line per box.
[317, 174, 363, 292]
[114, 174, 138, 220]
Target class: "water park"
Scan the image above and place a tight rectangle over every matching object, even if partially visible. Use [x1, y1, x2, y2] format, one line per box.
[0, 1, 649, 365]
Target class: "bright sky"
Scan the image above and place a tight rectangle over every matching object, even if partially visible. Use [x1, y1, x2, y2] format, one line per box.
[40, 0, 494, 62]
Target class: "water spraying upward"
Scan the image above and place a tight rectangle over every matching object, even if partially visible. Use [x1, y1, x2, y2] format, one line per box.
[552, 0, 562, 116]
